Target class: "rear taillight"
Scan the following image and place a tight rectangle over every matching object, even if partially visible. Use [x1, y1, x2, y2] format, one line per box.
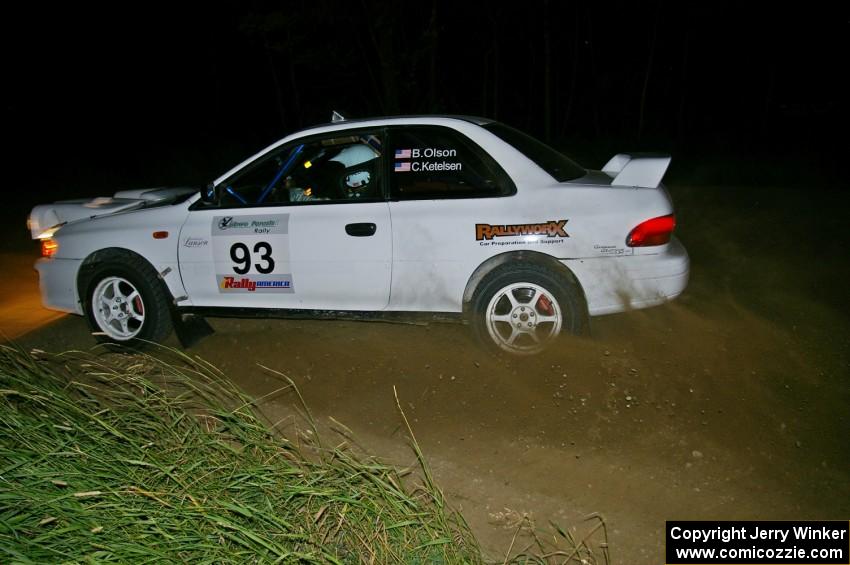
[41, 238, 59, 258]
[626, 214, 676, 247]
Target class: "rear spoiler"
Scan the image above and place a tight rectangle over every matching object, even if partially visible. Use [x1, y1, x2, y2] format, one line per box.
[602, 153, 671, 188]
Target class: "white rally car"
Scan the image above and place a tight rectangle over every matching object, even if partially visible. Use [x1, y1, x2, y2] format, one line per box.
[29, 115, 688, 354]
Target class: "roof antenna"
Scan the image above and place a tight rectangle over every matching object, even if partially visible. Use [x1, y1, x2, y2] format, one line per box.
[331, 110, 346, 123]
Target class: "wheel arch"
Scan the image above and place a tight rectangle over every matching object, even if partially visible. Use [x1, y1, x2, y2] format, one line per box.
[462, 250, 589, 319]
[77, 248, 175, 315]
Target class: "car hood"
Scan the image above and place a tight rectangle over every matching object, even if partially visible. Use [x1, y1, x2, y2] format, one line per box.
[28, 187, 197, 239]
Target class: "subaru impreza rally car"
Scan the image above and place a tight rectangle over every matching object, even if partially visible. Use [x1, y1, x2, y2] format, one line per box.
[29, 115, 689, 355]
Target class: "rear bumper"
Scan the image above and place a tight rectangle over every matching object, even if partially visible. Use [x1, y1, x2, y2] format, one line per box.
[35, 258, 84, 315]
[565, 236, 690, 316]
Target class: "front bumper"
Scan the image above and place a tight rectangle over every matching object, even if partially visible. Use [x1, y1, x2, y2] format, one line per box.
[566, 236, 690, 316]
[35, 258, 84, 315]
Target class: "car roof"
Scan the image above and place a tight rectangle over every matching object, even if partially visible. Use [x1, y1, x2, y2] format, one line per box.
[296, 114, 495, 134]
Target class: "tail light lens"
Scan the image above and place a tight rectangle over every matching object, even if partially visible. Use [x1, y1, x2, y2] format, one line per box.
[626, 214, 676, 247]
[41, 238, 59, 258]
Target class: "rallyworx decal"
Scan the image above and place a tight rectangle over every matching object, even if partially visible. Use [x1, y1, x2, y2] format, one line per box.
[476, 220, 569, 247]
[212, 214, 289, 236]
[216, 274, 294, 293]
[476, 220, 569, 241]
[394, 148, 462, 172]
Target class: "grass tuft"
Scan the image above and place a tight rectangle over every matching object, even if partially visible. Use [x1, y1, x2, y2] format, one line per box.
[0, 344, 483, 563]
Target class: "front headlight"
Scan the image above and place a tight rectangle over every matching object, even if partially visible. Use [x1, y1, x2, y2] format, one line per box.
[36, 224, 64, 240]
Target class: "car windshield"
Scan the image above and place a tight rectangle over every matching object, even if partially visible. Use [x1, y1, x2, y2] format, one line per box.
[483, 122, 585, 182]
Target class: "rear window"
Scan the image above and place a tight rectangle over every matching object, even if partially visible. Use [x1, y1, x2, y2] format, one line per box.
[389, 126, 515, 200]
[483, 122, 586, 182]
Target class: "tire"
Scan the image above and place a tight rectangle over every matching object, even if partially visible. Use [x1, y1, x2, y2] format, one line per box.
[84, 257, 173, 346]
[470, 263, 585, 355]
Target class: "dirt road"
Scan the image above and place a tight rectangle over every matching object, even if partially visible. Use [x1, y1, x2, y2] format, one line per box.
[9, 184, 850, 562]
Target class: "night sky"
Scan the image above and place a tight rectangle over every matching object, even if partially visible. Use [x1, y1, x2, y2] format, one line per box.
[5, 2, 848, 201]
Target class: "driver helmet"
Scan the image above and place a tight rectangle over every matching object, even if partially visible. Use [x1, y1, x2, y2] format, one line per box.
[329, 144, 378, 167]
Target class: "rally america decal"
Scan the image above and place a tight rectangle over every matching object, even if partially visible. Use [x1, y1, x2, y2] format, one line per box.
[216, 274, 294, 293]
[394, 148, 462, 172]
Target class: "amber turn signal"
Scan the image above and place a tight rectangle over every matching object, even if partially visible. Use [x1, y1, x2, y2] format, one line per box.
[41, 238, 59, 258]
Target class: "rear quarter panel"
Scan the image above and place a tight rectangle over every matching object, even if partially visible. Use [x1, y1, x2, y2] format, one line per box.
[388, 182, 675, 312]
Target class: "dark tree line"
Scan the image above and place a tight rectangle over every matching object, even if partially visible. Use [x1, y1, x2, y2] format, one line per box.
[5, 1, 847, 195]
[230, 1, 845, 156]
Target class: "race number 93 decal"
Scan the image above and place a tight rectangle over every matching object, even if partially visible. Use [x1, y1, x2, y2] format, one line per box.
[212, 214, 294, 293]
[230, 242, 275, 274]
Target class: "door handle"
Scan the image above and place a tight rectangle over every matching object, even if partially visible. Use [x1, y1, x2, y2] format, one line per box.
[345, 222, 377, 237]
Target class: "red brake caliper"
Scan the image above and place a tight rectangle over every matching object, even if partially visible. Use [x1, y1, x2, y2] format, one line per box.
[134, 296, 144, 315]
[536, 294, 554, 316]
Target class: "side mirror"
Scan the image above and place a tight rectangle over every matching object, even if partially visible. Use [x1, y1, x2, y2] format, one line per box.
[200, 183, 218, 204]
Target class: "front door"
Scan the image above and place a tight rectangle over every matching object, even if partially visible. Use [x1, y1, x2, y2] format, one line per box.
[178, 129, 391, 311]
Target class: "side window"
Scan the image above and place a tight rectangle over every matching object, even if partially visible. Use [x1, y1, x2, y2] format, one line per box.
[218, 132, 383, 207]
[389, 126, 514, 200]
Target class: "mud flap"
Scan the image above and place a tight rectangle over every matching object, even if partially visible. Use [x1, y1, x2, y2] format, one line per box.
[172, 313, 215, 348]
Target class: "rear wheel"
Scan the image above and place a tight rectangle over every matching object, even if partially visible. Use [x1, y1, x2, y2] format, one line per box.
[85, 259, 173, 346]
[471, 264, 584, 355]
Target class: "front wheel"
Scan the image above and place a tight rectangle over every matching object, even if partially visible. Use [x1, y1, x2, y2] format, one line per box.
[470, 264, 585, 355]
[85, 259, 173, 346]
